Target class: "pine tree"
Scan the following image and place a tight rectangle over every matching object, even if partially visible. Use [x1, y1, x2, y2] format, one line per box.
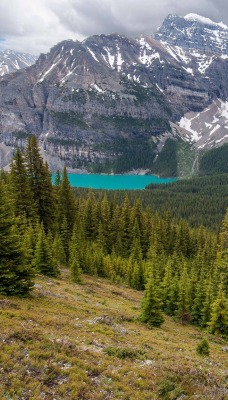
[69, 225, 82, 283]
[52, 234, 66, 267]
[22, 224, 35, 267]
[130, 199, 144, 252]
[202, 279, 213, 328]
[70, 258, 83, 284]
[140, 273, 164, 327]
[162, 257, 175, 315]
[10, 148, 37, 221]
[208, 282, 228, 337]
[33, 224, 59, 277]
[167, 273, 179, 316]
[54, 170, 61, 186]
[220, 208, 228, 251]
[191, 275, 205, 326]
[121, 195, 132, 256]
[131, 260, 145, 290]
[25, 136, 55, 231]
[60, 216, 70, 263]
[82, 190, 98, 241]
[100, 194, 111, 252]
[130, 234, 143, 263]
[174, 219, 191, 258]
[196, 338, 210, 356]
[216, 208, 228, 295]
[0, 182, 34, 295]
[111, 204, 123, 255]
[177, 264, 191, 324]
[58, 166, 76, 232]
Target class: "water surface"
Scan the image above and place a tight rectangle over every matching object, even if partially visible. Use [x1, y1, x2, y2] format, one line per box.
[53, 173, 177, 190]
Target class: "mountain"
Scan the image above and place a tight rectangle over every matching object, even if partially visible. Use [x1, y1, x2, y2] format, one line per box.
[0, 14, 227, 174]
[155, 13, 228, 56]
[0, 49, 37, 76]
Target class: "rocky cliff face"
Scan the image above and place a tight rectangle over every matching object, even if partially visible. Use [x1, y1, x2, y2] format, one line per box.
[173, 99, 228, 150]
[0, 50, 37, 76]
[0, 14, 227, 173]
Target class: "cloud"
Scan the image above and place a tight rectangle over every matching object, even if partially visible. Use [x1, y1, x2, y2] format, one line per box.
[0, 0, 227, 55]
[0, 0, 80, 54]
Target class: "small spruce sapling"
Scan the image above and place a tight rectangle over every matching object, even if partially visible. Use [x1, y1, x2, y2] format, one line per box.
[196, 338, 210, 356]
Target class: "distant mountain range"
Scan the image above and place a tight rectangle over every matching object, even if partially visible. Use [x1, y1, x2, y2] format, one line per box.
[0, 13, 227, 175]
[0, 49, 37, 76]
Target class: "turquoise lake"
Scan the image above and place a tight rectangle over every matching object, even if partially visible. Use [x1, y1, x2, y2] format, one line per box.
[53, 173, 177, 190]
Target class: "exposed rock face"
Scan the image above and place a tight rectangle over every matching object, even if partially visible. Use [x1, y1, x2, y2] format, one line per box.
[0, 14, 227, 172]
[173, 99, 228, 150]
[0, 50, 37, 76]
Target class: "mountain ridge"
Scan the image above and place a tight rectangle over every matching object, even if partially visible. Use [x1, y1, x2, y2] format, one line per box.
[0, 49, 37, 76]
[0, 13, 227, 174]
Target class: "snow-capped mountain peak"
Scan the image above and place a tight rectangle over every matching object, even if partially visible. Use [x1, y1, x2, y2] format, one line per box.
[0, 49, 37, 76]
[184, 13, 228, 29]
[155, 13, 228, 56]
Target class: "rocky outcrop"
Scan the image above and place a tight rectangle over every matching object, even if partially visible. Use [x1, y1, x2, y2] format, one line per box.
[173, 99, 228, 150]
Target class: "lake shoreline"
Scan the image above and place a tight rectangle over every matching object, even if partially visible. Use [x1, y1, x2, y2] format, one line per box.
[65, 167, 168, 178]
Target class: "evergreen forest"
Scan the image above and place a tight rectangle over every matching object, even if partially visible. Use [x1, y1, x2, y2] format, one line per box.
[0, 136, 228, 337]
[75, 173, 228, 231]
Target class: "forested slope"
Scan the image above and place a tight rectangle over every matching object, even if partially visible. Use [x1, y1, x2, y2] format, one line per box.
[0, 136, 228, 398]
[0, 137, 227, 336]
[75, 173, 228, 230]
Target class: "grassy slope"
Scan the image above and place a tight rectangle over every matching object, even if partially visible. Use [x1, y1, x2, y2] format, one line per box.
[0, 272, 227, 400]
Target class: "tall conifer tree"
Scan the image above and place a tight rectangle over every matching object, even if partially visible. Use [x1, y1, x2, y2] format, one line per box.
[10, 148, 37, 221]
[0, 182, 34, 295]
[25, 136, 55, 231]
[208, 282, 228, 337]
[177, 265, 191, 324]
[33, 224, 59, 277]
[69, 225, 82, 283]
[58, 166, 76, 232]
[140, 273, 164, 327]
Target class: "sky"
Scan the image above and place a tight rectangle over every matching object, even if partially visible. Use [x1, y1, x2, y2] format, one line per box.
[0, 0, 227, 55]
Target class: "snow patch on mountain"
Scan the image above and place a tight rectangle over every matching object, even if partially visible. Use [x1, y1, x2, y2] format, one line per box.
[101, 45, 125, 71]
[38, 59, 61, 82]
[159, 41, 218, 75]
[91, 83, 104, 93]
[177, 99, 228, 149]
[220, 101, 228, 118]
[179, 116, 201, 141]
[87, 47, 99, 63]
[184, 13, 228, 29]
[116, 45, 124, 72]
[102, 48, 115, 69]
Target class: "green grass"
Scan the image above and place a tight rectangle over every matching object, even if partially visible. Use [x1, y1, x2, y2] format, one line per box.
[0, 272, 227, 399]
